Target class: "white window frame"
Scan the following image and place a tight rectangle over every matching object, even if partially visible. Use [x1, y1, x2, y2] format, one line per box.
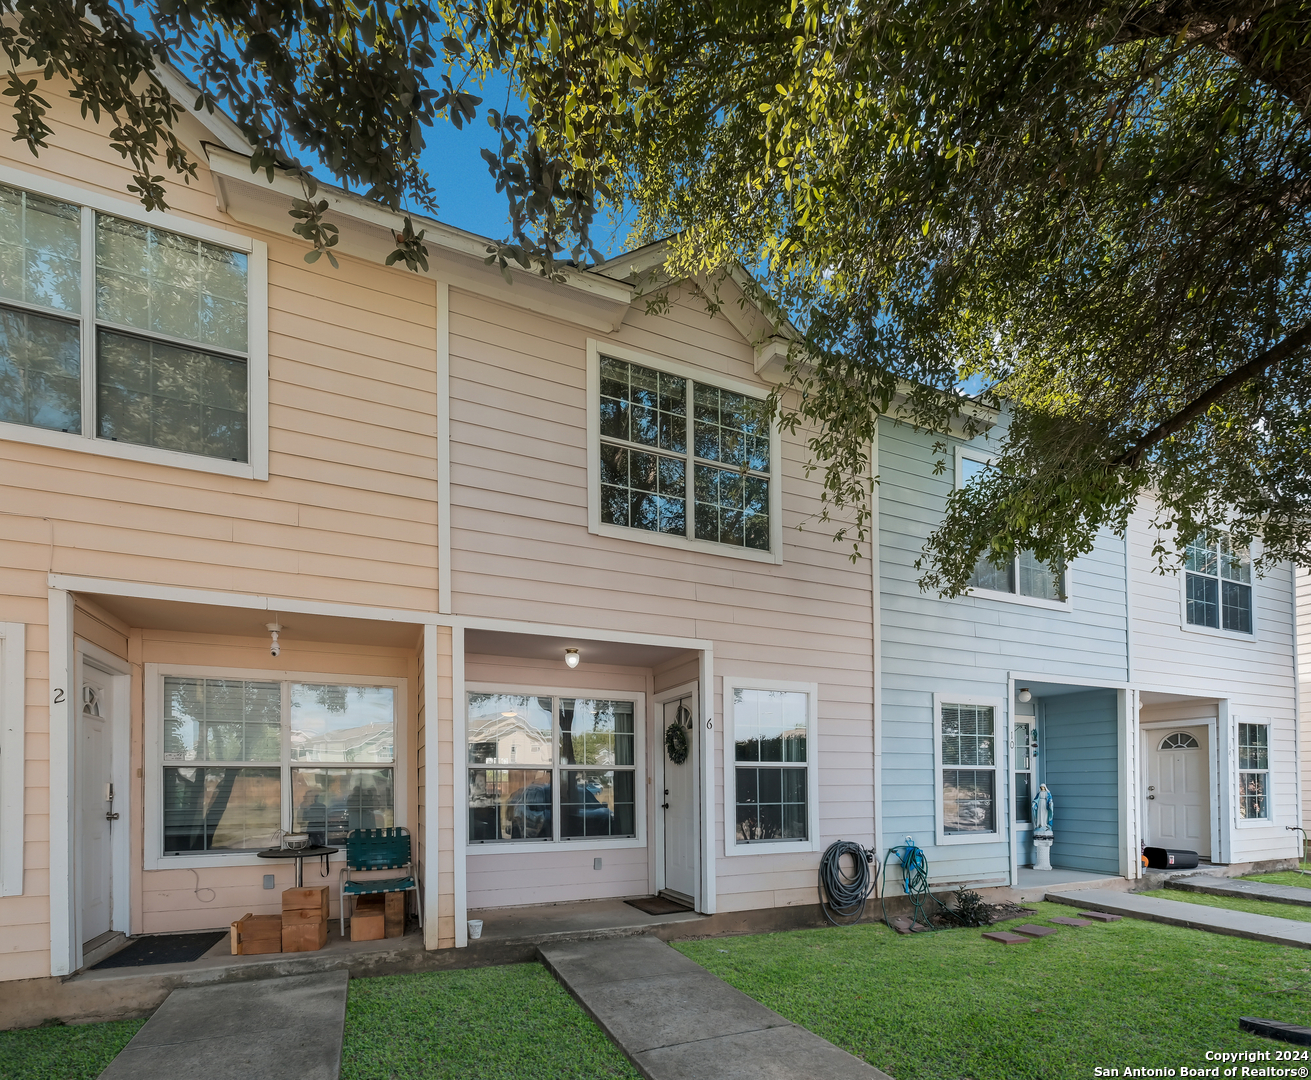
[954, 445, 1071, 611]
[1178, 529, 1258, 640]
[586, 339, 784, 564]
[722, 677, 820, 857]
[934, 693, 1005, 846]
[464, 682, 647, 854]
[143, 664, 407, 870]
[0, 162, 270, 481]
[0, 622, 25, 896]
[1233, 717, 1273, 828]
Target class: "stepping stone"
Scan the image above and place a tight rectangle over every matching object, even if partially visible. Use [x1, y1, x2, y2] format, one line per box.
[1079, 911, 1122, 922]
[888, 917, 932, 934]
[1049, 916, 1091, 927]
[982, 931, 1028, 945]
[1240, 1017, 1311, 1047]
[1013, 924, 1058, 938]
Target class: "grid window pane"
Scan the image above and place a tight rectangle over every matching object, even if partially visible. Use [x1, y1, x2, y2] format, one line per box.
[969, 554, 1015, 593]
[943, 769, 996, 834]
[163, 766, 280, 853]
[467, 693, 553, 766]
[1222, 581, 1253, 633]
[736, 766, 806, 842]
[0, 306, 81, 432]
[692, 384, 769, 470]
[559, 699, 634, 766]
[694, 464, 768, 549]
[291, 767, 394, 846]
[599, 442, 686, 536]
[561, 770, 635, 838]
[0, 184, 81, 313]
[1239, 771, 1268, 820]
[1238, 724, 1269, 771]
[1186, 572, 1219, 628]
[96, 330, 248, 461]
[733, 688, 807, 764]
[941, 705, 994, 767]
[290, 684, 395, 763]
[467, 768, 551, 841]
[1220, 534, 1252, 583]
[1018, 550, 1062, 600]
[599, 356, 685, 453]
[1015, 772, 1032, 824]
[1185, 530, 1219, 575]
[96, 214, 248, 354]
[163, 677, 281, 763]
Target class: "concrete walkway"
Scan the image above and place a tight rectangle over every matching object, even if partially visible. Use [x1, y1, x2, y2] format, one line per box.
[1048, 888, 1311, 948]
[1167, 875, 1311, 907]
[540, 936, 892, 1080]
[98, 970, 348, 1080]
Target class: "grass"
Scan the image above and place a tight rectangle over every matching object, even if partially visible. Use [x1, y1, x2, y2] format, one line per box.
[1245, 871, 1311, 889]
[674, 901, 1311, 1080]
[341, 963, 639, 1080]
[0, 1018, 145, 1080]
[1142, 886, 1311, 922]
[0, 964, 637, 1080]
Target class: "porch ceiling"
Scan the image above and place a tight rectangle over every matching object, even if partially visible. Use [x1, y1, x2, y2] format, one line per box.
[81, 592, 424, 649]
[465, 629, 693, 670]
[1139, 690, 1221, 706]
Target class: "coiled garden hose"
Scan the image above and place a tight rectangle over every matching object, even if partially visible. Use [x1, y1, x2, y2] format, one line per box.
[818, 840, 877, 925]
[879, 843, 954, 932]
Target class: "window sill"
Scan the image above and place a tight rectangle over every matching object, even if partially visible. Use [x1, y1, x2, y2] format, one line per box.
[1234, 817, 1275, 829]
[0, 421, 265, 481]
[590, 520, 782, 565]
[145, 851, 348, 872]
[934, 831, 1004, 846]
[467, 836, 646, 854]
[963, 587, 1071, 612]
[725, 838, 818, 857]
[1179, 620, 1256, 642]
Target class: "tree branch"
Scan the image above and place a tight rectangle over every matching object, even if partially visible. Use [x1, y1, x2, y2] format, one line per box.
[1113, 320, 1311, 468]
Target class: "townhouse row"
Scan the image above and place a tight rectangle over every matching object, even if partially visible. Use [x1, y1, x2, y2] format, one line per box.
[0, 69, 1298, 983]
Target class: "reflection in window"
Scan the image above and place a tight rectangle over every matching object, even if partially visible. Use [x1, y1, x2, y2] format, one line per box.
[467, 694, 553, 765]
[163, 676, 281, 762]
[163, 766, 280, 853]
[291, 684, 395, 763]
[468, 768, 552, 841]
[561, 770, 636, 838]
[1185, 530, 1252, 633]
[733, 688, 808, 843]
[0, 308, 81, 432]
[291, 767, 394, 846]
[1238, 722, 1269, 820]
[941, 704, 996, 834]
[960, 455, 1064, 600]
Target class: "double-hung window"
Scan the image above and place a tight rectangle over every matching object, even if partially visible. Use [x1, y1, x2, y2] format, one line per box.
[466, 692, 639, 844]
[936, 699, 999, 842]
[590, 343, 781, 560]
[957, 450, 1066, 603]
[1237, 722, 1270, 821]
[0, 175, 266, 475]
[153, 674, 398, 861]
[1185, 529, 1253, 634]
[724, 679, 819, 854]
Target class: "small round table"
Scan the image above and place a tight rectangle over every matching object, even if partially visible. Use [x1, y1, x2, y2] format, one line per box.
[256, 845, 339, 888]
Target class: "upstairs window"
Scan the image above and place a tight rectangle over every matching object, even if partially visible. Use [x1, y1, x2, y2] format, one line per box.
[591, 345, 778, 558]
[1185, 530, 1252, 633]
[958, 452, 1065, 602]
[0, 179, 261, 470]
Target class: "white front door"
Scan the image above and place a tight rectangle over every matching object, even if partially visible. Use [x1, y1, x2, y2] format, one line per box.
[660, 692, 698, 903]
[1147, 726, 1210, 858]
[79, 676, 114, 943]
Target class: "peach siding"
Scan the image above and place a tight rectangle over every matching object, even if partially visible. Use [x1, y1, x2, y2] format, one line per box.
[447, 287, 876, 914]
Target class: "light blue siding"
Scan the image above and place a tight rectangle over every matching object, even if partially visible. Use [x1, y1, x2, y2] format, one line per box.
[878, 420, 1129, 885]
[1040, 689, 1120, 874]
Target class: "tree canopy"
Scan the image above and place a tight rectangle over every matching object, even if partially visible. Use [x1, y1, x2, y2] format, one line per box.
[6, 1, 1310, 588]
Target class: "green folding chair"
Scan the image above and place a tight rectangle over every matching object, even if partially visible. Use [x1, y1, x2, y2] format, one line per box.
[339, 827, 422, 937]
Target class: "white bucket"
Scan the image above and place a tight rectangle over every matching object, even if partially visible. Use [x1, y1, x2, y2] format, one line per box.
[467, 919, 484, 940]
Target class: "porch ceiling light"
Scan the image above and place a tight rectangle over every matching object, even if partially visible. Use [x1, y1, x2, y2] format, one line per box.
[1017, 687, 1032, 703]
[564, 648, 580, 669]
[267, 622, 282, 658]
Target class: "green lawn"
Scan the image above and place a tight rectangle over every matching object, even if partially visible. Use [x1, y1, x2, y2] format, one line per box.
[340, 963, 637, 1080]
[675, 901, 1311, 1080]
[1245, 871, 1311, 889]
[0, 964, 637, 1080]
[1143, 886, 1311, 922]
[0, 1018, 145, 1080]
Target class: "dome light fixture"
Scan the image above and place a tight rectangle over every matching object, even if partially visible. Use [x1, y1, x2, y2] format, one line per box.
[1017, 687, 1032, 703]
[564, 648, 580, 669]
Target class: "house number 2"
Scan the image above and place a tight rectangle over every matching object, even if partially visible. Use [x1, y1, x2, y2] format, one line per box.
[52, 689, 65, 704]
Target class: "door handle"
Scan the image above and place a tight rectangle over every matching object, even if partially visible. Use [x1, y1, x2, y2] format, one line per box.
[106, 811, 120, 820]
[1147, 795, 1155, 800]
[661, 803, 669, 810]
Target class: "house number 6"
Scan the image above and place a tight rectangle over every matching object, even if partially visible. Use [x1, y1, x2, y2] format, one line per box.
[706, 718, 713, 729]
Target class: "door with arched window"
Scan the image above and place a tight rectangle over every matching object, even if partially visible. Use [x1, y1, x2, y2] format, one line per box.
[1146, 727, 1210, 858]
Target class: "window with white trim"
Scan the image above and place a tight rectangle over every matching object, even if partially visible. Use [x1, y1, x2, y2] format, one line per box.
[1185, 529, 1252, 633]
[159, 676, 396, 856]
[958, 452, 1065, 602]
[0, 180, 252, 463]
[724, 680, 819, 853]
[598, 353, 772, 552]
[1237, 722, 1270, 821]
[939, 702, 998, 837]
[466, 692, 638, 843]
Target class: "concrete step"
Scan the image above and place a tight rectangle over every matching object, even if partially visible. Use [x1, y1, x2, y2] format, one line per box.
[1166, 875, 1311, 907]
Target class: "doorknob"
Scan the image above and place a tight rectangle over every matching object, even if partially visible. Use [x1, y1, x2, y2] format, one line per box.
[1147, 795, 1155, 800]
[661, 802, 669, 810]
[106, 811, 120, 820]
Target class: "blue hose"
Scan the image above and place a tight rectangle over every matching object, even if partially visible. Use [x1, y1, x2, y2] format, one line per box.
[879, 843, 953, 931]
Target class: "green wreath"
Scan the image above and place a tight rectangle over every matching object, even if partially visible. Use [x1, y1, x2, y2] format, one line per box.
[665, 721, 690, 765]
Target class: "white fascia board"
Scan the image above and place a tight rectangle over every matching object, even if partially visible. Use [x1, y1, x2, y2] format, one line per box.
[205, 146, 634, 329]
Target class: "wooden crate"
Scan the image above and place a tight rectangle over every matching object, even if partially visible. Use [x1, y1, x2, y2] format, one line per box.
[350, 894, 385, 942]
[385, 891, 405, 938]
[283, 918, 328, 952]
[231, 913, 283, 955]
[282, 886, 329, 921]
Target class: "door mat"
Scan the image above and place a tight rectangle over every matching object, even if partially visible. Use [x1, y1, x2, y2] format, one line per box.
[92, 931, 227, 969]
[625, 895, 693, 915]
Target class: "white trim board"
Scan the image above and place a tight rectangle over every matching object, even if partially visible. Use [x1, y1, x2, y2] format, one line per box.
[0, 622, 26, 897]
[932, 692, 1006, 848]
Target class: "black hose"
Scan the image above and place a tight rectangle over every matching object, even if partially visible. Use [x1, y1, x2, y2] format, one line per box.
[819, 840, 876, 925]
